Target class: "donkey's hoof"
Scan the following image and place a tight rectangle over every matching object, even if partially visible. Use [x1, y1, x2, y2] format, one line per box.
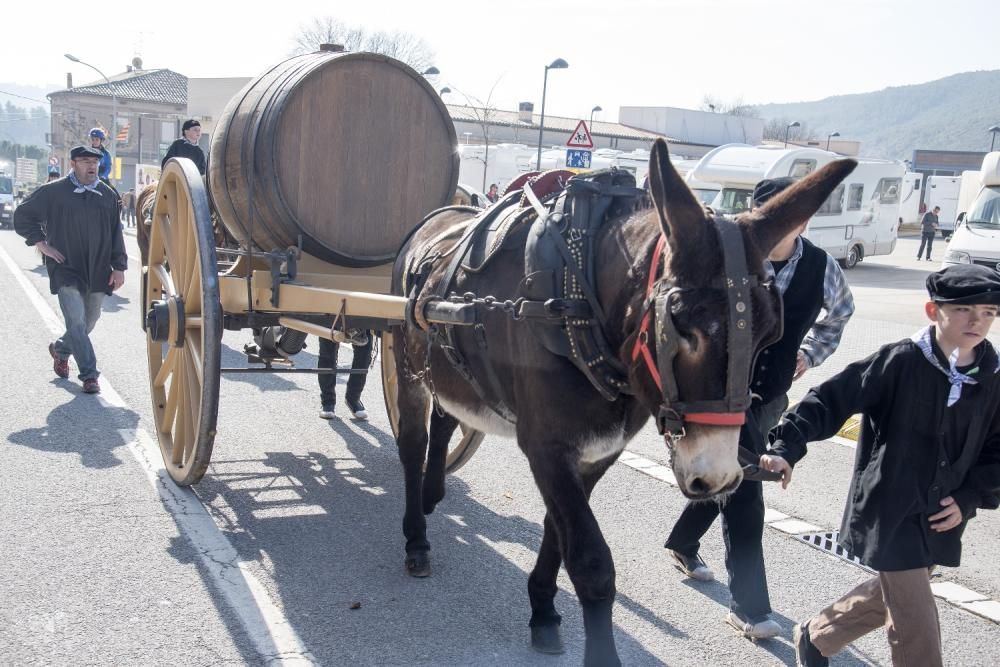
[530, 625, 565, 655]
[405, 552, 432, 578]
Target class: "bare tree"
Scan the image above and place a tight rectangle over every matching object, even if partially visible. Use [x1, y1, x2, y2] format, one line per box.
[451, 78, 504, 192]
[762, 117, 819, 143]
[291, 17, 435, 73]
[700, 94, 758, 117]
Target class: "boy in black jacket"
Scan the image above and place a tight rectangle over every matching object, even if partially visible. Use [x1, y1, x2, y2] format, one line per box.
[759, 264, 1000, 666]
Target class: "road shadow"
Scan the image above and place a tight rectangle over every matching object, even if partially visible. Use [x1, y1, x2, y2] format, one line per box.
[177, 417, 674, 665]
[7, 392, 140, 469]
[102, 293, 130, 313]
[218, 342, 301, 392]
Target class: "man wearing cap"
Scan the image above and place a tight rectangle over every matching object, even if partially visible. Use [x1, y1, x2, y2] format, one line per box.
[664, 176, 855, 639]
[14, 146, 127, 394]
[162, 120, 206, 175]
[758, 264, 1000, 666]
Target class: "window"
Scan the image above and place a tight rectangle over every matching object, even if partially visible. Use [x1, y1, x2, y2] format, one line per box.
[875, 178, 902, 204]
[789, 159, 816, 179]
[711, 188, 754, 215]
[816, 184, 845, 216]
[847, 184, 864, 211]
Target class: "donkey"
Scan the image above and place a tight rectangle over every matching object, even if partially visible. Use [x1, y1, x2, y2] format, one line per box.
[390, 138, 855, 665]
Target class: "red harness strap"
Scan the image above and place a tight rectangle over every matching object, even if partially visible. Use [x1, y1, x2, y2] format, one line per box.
[629, 235, 746, 428]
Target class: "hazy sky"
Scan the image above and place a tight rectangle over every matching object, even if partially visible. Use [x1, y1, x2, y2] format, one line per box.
[4, 0, 999, 121]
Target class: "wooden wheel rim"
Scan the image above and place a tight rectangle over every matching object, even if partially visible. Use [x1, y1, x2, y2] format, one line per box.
[145, 158, 222, 486]
[380, 331, 483, 474]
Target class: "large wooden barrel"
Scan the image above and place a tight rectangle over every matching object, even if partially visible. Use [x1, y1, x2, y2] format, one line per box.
[209, 50, 458, 267]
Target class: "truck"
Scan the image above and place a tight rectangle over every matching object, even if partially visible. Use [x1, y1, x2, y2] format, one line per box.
[688, 144, 906, 268]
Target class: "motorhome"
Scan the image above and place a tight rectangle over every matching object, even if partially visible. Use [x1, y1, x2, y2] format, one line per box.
[689, 144, 906, 267]
[897, 171, 925, 227]
[956, 170, 982, 224]
[457, 143, 537, 194]
[924, 175, 961, 238]
[0, 174, 13, 228]
[942, 152, 1000, 269]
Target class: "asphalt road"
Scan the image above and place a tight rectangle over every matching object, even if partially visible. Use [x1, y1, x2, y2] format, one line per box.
[1, 227, 998, 666]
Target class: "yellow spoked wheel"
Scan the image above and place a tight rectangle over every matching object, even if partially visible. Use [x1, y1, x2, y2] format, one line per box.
[380, 331, 484, 474]
[144, 158, 222, 486]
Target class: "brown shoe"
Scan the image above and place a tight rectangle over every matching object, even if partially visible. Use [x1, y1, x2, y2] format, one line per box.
[82, 378, 100, 394]
[49, 343, 69, 379]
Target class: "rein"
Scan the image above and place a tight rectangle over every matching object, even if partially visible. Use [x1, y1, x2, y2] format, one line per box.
[630, 217, 757, 439]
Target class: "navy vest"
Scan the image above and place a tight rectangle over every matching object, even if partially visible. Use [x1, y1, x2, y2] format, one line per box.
[752, 237, 827, 403]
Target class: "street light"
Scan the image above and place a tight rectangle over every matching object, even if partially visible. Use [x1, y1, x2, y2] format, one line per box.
[536, 58, 569, 169]
[826, 131, 841, 152]
[990, 125, 1000, 152]
[65, 53, 117, 179]
[422, 66, 440, 76]
[439, 87, 451, 97]
[784, 120, 801, 148]
[590, 105, 602, 127]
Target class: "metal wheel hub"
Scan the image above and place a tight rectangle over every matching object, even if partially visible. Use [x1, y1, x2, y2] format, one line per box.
[146, 297, 186, 346]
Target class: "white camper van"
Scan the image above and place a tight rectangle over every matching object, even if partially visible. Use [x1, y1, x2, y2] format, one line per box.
[690, 144, 905, 268]
[942, 152, 1000, 269]
[898, 171, 925, 227]
[924, 175, 961, 238]
[458, 143, 537, 194]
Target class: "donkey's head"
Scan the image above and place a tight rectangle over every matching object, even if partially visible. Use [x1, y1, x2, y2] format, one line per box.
[631, 139, 855, 499]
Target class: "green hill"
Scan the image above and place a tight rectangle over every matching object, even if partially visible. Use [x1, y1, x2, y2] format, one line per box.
[757, 70, 1000, 160]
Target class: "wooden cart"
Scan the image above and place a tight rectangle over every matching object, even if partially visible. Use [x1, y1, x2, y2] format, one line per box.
[142, 49, 483, 485]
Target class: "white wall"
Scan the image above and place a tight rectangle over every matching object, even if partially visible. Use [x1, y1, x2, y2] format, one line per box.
[619, 106, 764, 147]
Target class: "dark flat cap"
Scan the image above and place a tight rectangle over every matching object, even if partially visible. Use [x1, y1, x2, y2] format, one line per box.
[182, 119, 201, 132]
[70, 145, 103, 160]
[752, 177, 796, 207]
[927, 264, 1000, 305]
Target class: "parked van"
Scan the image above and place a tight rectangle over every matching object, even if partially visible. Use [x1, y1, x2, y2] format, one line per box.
[942, 152, 1000, 269]
[689, 144, 905, 268]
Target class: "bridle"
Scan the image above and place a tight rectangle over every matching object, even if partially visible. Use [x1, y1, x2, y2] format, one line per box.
[631, 215, 780, 441]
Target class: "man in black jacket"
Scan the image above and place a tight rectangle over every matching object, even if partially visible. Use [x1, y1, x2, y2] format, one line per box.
[664, 176, 855, 639]
[162, 119, 207, 175]
[762, 264, 1000, 667]
[14, 146, 127, 394]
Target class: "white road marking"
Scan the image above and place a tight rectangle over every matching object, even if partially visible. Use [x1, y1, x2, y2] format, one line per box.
[1, 242, 319, 665]
[617, 448, 999, 625]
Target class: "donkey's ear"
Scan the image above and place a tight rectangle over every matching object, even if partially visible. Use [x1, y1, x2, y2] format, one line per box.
[647, 138, 708, 254]
[747, 159, 857, 254]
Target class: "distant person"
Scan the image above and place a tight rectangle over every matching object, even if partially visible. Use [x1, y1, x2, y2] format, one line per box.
[13, 146, 127, 394]
[47, 171, 61, 183]
[162, 119, 206, 175]
[121, 188, 136, 227]
[918, 205, 940, 261]
[486, 183, 499, 203]
[89, 128, 112, 185]
[318, 330, 373, 421]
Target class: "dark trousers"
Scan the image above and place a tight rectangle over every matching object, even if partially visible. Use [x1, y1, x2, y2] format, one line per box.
[917, 232, 935, 259]
[664, 394, 787, 621]
[318, 334, 373, 408]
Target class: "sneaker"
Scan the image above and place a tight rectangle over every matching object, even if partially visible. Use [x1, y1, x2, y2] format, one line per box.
[346, 398, 368, 421]
[319, 405, 336, 420]
[793, 621, 829, 666]
[727, 611, 781, 640]
[82, 378, 100, 394]
[667, 549, 714, 582]
[49, 343, 69, 379]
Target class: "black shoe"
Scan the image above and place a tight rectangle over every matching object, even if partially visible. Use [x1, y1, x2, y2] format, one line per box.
[346, 398, 368, 421]
[793, 621, 828, 666]
[666, 549, 714, 581]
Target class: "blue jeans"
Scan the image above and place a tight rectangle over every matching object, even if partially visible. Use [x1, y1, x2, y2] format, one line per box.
[54, 286, 105, 380]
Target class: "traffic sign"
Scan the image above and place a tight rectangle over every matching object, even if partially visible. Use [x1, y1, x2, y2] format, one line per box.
[566, 120, 594, 149]
[566, 149, 592, 169]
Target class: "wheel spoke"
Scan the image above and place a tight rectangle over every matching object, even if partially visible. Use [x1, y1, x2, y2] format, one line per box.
[171, 360, 189, 464]
[163, 354, 182, 435]
[154, 346, 178, 388]
[151, 263, 176, 298]
[187, 331, 203, 374]
[185, 339, 203, 387]
[182, 351, 201, 464]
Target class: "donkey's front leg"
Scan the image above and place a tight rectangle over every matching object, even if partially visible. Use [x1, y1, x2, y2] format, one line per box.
[527, 448, 620, 667]
[528, 514, 564, 654]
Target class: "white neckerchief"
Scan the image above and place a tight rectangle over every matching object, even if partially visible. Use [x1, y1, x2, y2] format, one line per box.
[68, 171, 102, 196]
[911, 326, 979, 407]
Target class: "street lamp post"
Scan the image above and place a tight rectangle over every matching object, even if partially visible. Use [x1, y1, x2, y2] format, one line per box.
[826, 131, 841, 152]
[990, 125, 1000, 152]
[590, 105, 602, 128]
[784, 120, 801, 148]
[65, 53, 117, 180]
[536, 58, 569, 169]
[439, 87, 451, 97]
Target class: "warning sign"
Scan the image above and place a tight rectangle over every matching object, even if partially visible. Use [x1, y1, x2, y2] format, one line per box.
[566, 120, 594, 149]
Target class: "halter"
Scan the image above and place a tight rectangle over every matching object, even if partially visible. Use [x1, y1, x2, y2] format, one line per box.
[631, 216, 761, 439]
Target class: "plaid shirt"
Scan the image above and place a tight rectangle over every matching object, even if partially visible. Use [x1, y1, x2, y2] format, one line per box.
[767, 237, 855, 368]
